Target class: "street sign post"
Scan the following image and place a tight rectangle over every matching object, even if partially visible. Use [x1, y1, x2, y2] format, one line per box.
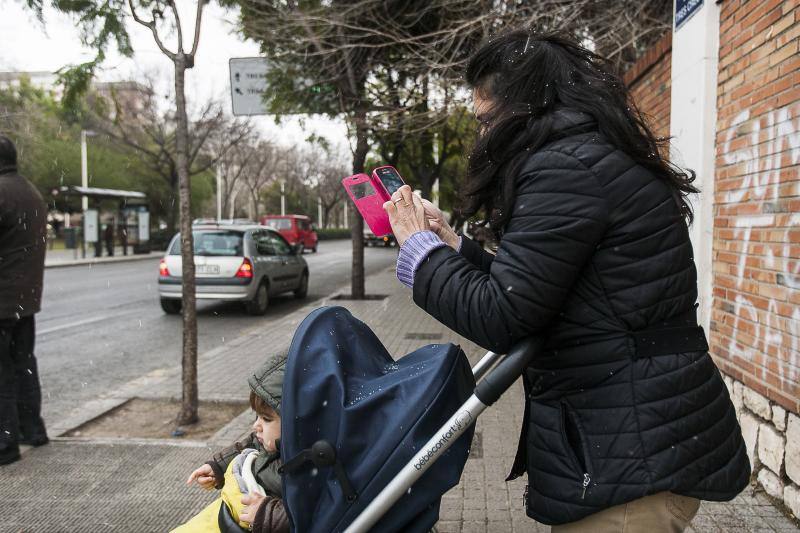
[229, 57, 270, 116]
[675, 0, 703, 30]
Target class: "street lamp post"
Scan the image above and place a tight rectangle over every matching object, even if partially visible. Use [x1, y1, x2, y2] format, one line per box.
[317, 196, 323, 228]
[80, 130, 97, 212]
[280, 180, 286, 216]
[80, 130, 97, 258]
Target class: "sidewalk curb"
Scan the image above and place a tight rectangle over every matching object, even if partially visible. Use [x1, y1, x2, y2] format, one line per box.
[45, 251, 163, 269]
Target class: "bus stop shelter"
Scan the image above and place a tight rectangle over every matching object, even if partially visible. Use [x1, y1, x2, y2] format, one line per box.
[56, 186, 151, 256]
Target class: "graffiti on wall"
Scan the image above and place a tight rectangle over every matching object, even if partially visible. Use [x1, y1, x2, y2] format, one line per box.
[720, 103, 800, 390]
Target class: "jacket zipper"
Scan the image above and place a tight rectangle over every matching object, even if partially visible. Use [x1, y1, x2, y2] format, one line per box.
[560, 401, 593, 500]
[581, 473, 591, 499]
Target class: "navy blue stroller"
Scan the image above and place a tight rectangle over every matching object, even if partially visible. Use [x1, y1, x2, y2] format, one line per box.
[280, 306, 540, 532]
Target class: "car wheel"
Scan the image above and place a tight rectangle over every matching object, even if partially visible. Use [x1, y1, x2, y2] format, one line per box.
[312, 245, 317, 253]
[294, 271, 309, 299]
[246, 281, 269, 316]
[160, 298, 182, 315]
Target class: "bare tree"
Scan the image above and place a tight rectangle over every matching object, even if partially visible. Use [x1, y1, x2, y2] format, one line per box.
[89, 82, 253, 231]
[316, 159, 349, 228]
[241, 140, 282, 220]
[124, 0, 207, 426]
[207, 133, 257, 219]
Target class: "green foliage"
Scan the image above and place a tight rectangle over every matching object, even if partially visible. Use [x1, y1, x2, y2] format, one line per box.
[261, 66, 339, 117]
[57, 60, 100, 118]
[316, 228, 351, 241]
[259, 180, 315, 218]
[0, 79, 215, 224]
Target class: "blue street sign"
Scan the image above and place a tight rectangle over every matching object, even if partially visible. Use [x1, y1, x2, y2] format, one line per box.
[675, 0, 704, 29]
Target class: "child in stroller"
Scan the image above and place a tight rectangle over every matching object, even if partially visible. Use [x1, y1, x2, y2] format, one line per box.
[173, 353, 289, 533]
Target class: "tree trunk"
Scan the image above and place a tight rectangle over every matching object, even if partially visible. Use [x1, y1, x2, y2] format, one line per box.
[167, 167, 180, 233]
[323, 206, 331, 229]
[250, 189, 260, 221]
[350, 107, 369, 299]
[175, 55, 199, 426]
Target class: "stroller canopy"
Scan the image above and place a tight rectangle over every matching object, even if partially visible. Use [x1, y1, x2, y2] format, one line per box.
[281, 306, 475, 532]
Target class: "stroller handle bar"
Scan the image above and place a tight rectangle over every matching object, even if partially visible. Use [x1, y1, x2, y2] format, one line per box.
[474, 339, 542, 406]
[344, 337, 542, 533]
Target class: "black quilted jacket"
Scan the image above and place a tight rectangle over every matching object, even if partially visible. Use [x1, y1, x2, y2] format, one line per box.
[412, 109, 750, 525]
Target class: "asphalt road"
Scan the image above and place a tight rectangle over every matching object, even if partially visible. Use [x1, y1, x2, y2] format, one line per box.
[35, 239, 398, 426]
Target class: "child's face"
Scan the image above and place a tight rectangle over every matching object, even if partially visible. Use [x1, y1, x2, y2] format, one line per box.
[252, 411, 281, 453]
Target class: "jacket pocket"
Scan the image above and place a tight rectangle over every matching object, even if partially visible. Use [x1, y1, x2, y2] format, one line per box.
[559, 401, 593, 499]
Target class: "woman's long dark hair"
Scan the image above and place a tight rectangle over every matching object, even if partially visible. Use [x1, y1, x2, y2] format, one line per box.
[462, 30, 698, 232]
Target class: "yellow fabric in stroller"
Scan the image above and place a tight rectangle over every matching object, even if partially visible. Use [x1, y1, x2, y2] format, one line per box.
[171, 459, 251, 532]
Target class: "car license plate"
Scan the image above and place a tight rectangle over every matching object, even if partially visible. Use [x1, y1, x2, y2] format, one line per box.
[196, 264, 220, 275]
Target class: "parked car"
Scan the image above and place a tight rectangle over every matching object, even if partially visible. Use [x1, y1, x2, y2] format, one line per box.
[260, 214, 318, 253]
[363, 229, 397, 247]
[158, 224, 308, 316]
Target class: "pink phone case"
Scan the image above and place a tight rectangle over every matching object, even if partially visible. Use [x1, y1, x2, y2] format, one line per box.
[342, 173, 393, 237]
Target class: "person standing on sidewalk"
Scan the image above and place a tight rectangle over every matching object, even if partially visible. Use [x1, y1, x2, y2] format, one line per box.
[0, 135, 49, 465]
[384, 32, 749, 531]
[104, 219, 115, 256]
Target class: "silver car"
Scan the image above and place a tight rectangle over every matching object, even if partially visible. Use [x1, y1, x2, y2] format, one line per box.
[158, 224, 309, 315]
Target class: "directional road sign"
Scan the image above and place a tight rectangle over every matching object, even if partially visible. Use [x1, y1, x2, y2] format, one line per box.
[229, 57, 270, 116]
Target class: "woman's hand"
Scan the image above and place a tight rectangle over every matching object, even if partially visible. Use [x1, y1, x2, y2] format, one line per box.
[420, 198, 459, 250]
[383, 185, 429, 246]
[240, 492, 267, 526]
[186, 464, 216, 490]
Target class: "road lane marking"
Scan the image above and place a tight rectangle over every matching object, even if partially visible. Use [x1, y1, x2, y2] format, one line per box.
[38, 311, 139, 335]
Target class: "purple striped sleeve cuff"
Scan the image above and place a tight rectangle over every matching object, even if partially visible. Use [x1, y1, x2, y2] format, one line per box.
[396, 230, 447, 288]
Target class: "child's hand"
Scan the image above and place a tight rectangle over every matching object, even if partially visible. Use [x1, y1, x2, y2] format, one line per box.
[240, 493, 266, 525]
[186, 464, 216, 490]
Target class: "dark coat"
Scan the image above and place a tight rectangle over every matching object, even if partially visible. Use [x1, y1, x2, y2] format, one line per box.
[412, 109, 750, 525]
[0, 168, 46, 319]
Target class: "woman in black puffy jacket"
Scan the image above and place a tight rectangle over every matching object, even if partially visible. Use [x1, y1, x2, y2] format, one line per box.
[384, 31, 750, 532]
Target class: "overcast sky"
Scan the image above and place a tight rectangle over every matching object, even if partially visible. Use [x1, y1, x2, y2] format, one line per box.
[0, 0, 348, 149]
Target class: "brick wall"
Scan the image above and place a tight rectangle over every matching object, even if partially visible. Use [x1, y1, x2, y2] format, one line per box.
[711, 0, 799, 414]
[624, 32, 672, 139]
[624, 1, 800, 515]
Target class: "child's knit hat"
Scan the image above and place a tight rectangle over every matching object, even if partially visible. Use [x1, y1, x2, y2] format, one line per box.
[248, 351, 286, 415]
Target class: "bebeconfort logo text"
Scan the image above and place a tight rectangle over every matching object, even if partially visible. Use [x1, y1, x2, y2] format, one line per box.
[413, 411, 473, 470]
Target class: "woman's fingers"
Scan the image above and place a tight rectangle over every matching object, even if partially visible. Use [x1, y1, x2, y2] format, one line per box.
[420, 198, 441, 218]
[411, 190, 424, 212]
[390, 188, 404, 205]
[399, 185, 414, 207]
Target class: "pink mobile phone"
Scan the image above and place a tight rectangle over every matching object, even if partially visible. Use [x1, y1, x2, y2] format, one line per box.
[371, 165, 406, 201]
[342, 173, 393, 236]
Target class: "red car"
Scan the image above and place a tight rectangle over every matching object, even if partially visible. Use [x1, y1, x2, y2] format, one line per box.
[260, 215, 318, 253]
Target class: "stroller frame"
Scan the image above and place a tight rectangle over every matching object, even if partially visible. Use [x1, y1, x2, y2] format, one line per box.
[344, 338, 541, 532]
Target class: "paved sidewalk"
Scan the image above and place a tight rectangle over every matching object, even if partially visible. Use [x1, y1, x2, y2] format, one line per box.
[44, 246, 162, 268]
[1, 267, 797, 532]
